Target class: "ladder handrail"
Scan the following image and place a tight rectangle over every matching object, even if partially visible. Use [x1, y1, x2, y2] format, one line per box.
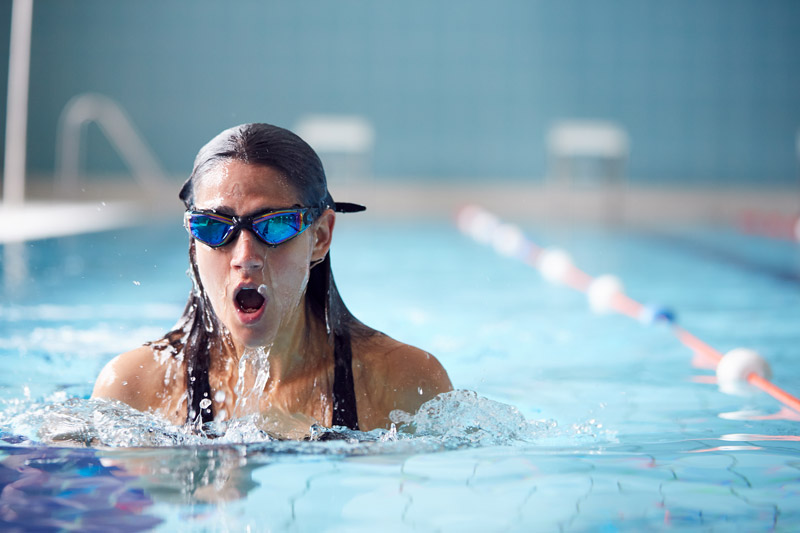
[55, 93, 168, 197]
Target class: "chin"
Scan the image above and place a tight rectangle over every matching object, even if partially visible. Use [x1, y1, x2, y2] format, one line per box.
[230, 324, 277, 350]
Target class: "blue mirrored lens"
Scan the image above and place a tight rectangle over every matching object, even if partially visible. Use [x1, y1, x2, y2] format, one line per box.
[253, 212, 303, 245]
[189, 215, 233, 246]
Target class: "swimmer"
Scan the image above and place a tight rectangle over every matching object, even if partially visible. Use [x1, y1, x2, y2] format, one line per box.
[92, 123, 452, 437]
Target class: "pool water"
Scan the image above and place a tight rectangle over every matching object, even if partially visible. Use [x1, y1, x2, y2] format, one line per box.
[0, 214, 799, 531]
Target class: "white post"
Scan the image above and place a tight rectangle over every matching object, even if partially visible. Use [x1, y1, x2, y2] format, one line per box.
[3, 0, 34, 205]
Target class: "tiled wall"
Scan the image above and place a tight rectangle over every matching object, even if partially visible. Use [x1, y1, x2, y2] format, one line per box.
[2, 0, 798, 185]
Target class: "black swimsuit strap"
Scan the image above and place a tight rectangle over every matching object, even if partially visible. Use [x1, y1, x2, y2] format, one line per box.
[331, 331, 360, 430]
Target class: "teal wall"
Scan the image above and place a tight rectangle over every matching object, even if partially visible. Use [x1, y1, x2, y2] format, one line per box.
[2, 0, 799, 185]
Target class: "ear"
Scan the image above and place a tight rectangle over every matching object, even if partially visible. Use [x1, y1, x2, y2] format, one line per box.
[311, 209, 335, 262]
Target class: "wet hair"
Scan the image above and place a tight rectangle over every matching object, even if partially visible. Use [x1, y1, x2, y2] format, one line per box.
[164, 123, 367, 425]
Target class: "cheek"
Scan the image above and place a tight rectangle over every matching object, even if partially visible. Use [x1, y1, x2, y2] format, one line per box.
[195, 248, 229, 304]
[277, 260, 310, 294]
[265, 246, 313, 308]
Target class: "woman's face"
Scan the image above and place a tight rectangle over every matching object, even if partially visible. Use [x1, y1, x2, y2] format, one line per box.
[191, 160, 330, 349]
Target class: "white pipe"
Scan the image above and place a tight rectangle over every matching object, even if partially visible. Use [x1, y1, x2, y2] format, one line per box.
[55, 93, 168, 197]
[3, 0, 34, 205]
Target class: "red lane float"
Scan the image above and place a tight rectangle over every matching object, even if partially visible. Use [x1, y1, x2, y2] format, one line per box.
[739, 210, 800, 243]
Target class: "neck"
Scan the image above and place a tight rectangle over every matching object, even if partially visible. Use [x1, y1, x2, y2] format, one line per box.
[205, 299, 339, 422]
[220, 299, 331, 387]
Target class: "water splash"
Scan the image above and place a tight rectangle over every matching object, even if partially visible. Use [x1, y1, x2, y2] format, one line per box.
[6, 398, 202, 447]
[234, 346, 271, 415]
[391, 390, 557, 446]
[0, 390, 614, 450]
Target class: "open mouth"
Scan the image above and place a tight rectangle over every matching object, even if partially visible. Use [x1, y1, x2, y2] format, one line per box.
[235, 287, 266, 314]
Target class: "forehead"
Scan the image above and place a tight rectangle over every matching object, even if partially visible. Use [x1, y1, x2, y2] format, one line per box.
[193, 160, 300, 210]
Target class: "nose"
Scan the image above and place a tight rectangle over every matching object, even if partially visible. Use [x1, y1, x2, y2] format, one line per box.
[229, 229, 265, 271]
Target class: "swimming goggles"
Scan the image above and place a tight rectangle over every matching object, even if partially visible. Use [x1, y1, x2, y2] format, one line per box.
[183, 207, 319, 248]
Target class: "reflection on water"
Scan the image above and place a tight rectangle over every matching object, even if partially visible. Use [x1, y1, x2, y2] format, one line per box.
[0, 438, 162, 531]
[0, 389, 608, 531]
[0, 390, 592, 515]
[2, 243, 27, 298]
[3, 425, 797, 531]
[1, 391, 798, 531]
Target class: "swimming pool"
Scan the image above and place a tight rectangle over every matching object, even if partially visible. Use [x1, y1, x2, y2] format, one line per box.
[1, 211, 799, 531]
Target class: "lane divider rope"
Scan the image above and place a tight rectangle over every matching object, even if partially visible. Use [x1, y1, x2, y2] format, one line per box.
[456, 204, 800, 415]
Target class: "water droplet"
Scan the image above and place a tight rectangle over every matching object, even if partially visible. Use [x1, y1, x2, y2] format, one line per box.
[199, 398, 212, 410]
[133, 280, 141, 286]
[214, 390, 226, 403]
[418, 387, 424, 395]
[121, 381, 128, 386]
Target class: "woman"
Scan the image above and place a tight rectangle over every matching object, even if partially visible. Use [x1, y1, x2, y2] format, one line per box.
[92, 123, 452, 437]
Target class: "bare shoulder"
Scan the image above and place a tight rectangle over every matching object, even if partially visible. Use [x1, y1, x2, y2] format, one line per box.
[92, 344, 185, 417]
[352, 332, 452, 429]
[357, 334, 451, 393]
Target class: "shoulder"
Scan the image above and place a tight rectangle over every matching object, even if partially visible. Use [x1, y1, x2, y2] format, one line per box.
[357, 334, 451, 394]
[92, 343, 185, 416]
[352, 332, 452, 429]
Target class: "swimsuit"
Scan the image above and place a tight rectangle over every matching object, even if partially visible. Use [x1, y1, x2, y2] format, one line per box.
[331, 332, 359, 430]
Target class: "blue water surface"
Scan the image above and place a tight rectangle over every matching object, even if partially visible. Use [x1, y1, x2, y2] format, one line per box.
[0, 215, 798, 531]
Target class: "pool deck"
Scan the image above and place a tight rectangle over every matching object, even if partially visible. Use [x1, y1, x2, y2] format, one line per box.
[0, 178, 178, 244]
[0, 201, 143, 243]
[5, 176, 799, 243]
[331, 180, 800, 224]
